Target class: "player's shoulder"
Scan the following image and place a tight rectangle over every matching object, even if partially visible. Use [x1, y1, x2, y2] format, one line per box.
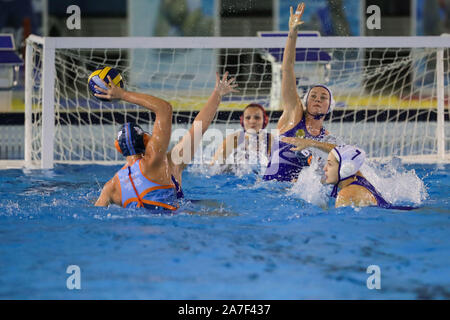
[105, 174, 123, 206]
[107, 174, 119, 191]
[340, 184, 363, 196]
[98, 175, 119, 202]
[338, 184, 376, 206]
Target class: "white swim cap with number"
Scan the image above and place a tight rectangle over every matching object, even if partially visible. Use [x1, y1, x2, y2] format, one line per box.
[331, 145, 366, 181]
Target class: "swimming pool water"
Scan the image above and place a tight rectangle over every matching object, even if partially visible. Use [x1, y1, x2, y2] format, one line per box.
[0, 163, 449, 299]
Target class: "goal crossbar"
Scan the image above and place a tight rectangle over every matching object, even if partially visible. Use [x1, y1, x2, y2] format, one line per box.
[27, 34, 450, 49]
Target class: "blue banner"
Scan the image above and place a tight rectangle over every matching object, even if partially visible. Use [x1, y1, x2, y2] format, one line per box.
[278, 0, 361, 36]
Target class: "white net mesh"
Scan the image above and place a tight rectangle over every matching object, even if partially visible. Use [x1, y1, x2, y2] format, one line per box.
[28, 41, 44, 164]
[26, 37, 450, 166]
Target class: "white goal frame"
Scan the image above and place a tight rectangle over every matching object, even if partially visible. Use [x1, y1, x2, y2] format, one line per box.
[23, 35, 449, 169]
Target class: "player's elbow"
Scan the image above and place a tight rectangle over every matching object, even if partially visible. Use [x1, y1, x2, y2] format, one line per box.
[162, 101, 173, 118]
[164, 101, 173, 112]
[155, 99, 172, 112]
[144, 97, 173, 115]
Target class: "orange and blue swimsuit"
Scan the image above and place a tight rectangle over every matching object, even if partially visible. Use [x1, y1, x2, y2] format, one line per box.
[116, 159, 179, 211]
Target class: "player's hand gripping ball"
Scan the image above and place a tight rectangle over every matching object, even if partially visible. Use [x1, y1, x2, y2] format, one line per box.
[88, 67, 124, 101]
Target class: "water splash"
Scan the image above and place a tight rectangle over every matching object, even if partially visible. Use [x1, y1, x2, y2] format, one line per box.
[288, 156, 428, 208]
[360, 158, 428, 205]
[288, 157, 330, 208]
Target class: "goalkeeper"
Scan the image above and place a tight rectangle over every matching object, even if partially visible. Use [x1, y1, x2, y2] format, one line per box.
[94, 72, 238, 211]
[263, 2, 339, 182]
[209, 103, 275, 171]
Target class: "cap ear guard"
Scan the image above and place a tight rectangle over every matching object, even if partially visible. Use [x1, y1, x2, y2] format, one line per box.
[116, 134, 149, 156]
[340, 162, 356, 180]
[115, 139, 123, 154]
[115, 123, 150, 157]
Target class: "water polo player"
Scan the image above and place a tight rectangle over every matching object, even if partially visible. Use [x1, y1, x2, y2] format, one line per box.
[94, 75, 179, 210]
[324, 145, 416, 209]
[263, 2, 338, 182]
[210, 103, 275, 169]
[95, 72, 238, 211]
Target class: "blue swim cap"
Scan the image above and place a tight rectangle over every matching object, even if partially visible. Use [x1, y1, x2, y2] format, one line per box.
[330, 145, 366, 197]
[115, 122, 150, 157]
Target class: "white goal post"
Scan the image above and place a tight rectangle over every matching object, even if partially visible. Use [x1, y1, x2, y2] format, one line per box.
[24, 35, 449, 169]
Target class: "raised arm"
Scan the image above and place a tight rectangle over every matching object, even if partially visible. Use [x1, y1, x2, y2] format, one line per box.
[278, 3, 306, 131]
[95, 76, 173, 165]
[209, 132, 240, 165]
[170, 72, 238, 171]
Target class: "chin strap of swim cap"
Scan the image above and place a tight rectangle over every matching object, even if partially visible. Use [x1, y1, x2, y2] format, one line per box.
[309, 111, 327, 120]
[330, 175, 356, 198]
[330, 184, 339, 198]
[305, 107, 327, 120]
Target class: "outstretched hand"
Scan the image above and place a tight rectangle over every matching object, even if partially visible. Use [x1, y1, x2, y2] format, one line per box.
[289, 2, 305, 31]
[94, 75, 125, 101]
[281, 136, 311, 151]
[214, 71, 239, 97]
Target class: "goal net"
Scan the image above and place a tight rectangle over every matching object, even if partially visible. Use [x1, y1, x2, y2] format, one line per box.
[24, 35, 449, 168]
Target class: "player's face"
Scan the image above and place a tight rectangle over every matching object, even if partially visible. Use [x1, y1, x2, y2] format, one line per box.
[307, 87, 330, 116]
[324, 152, 339, 184]
[243, 107, 264, 132]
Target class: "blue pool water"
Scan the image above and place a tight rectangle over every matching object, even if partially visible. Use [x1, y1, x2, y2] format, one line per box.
[0, 163, 449, 299]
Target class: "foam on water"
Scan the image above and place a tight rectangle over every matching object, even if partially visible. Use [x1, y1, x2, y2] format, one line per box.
[288, 157, 330, 208]
[288, 156, 427, 208]
[360, 157, 428, 205]
[190, 143, 428, 209]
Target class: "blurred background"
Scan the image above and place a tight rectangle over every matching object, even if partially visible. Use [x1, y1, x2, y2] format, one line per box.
[2, 0, 450, 112]
[3, 0, 450, 110]
[3, 0, 450, 43]
[0, 0, 449, 161]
